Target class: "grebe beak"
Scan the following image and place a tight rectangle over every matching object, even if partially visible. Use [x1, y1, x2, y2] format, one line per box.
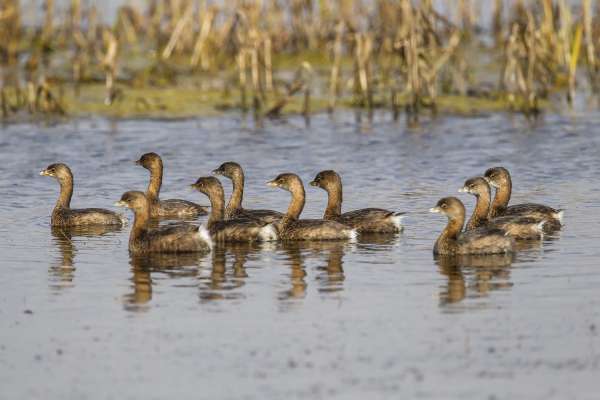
[39, 169, 50, 176]
[429, 206, 442, 214]
[458, 187, 469, 193]
[266, 180, 278, 187]
[114, 200, 128, 208]
[212, 169, 222, 176]
[134, 159, 141, 165]
[309, 180, 318, 187]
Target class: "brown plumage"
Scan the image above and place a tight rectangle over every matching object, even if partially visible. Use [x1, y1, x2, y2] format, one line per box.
[484, 167, 563, 231]
[309, 170, 404, 233]
[430, 197, 515, 255]
[115, 191, 212, 254]
[135, 152, 207, 219]
[459, 176, 545, 240]
[191, 176, 278, 243]
[212, 162, 283, 223]
[40, 163, 126, 227]
[267, 173, 357, 241]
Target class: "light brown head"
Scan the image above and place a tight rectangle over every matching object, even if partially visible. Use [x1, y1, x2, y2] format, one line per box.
[267, 173, 303, 193]
[459, 177, 490, 198]
[429, 197, 466, 222]
[135, 152, 163, 171]
[309, 170, 341, 192]
[484, 167, 511, 189]
[190, 176, 224, 200]
[115, 191, 149, 212]
[212, 162, 243, 180]
[40, 163, 73, 183]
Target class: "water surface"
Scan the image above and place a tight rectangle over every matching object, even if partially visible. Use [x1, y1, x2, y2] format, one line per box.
[1, 111, 599, 399]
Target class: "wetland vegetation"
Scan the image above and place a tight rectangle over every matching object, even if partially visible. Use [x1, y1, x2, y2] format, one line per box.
[1, 0, 599, 122]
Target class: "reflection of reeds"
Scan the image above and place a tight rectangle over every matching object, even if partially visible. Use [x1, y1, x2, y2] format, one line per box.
[1, 1, 599, 122]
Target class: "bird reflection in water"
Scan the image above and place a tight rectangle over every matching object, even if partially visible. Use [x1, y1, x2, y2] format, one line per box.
[357, 233, 399, 246]
[50, 225, 122, 292]
[125, 252, 204, 312]
[313, 242, 346, 294]
[197, 243, 258, 303]
[435, 253, 514, 306]
[278, 241, 349, 302]
[278, 242, 308, 301]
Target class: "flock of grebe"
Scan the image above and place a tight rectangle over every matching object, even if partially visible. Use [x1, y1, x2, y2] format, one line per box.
[40, 153, 563, 256]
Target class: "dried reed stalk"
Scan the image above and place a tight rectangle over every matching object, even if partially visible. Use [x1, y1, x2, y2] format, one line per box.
[328, 21, 344, 112]
[162, 3, 193, 60]
[101, 29, 118, 105]
[191, 7, 215, 68]
[1, 0, 595, 119]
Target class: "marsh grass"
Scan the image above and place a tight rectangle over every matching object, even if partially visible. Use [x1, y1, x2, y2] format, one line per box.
[0, 0, 598, 123]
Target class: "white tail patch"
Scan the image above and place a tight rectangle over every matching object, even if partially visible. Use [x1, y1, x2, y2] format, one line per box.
[118, 214, 129, 226]
[536, 220, 547, 233]
[258, 224, 278, 241]
[390, 214, 405, 231]
[347, 229, 358, 243]
[554, 210, 564, 224]
[536, 221, 546, 240]
[197, 225, 213, 249]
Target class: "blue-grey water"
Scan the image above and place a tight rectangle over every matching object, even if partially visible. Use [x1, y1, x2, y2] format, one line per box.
[0, 111, 599, 399]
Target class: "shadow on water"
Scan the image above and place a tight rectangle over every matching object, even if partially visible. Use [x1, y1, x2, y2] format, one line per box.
[512, 238, 546, 262]
[50, 225, 123, 292]
[125, 252, 206, 312]
[197, 242, 262, 303]
[357, 233, 399, 246]
[435, 253, 515, 307]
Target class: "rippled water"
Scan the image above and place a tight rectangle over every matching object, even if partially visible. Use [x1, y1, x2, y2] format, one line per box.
[1, 111, 599, 399]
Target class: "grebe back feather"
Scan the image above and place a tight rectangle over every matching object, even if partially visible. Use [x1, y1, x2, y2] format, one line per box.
[115, 191, 212, 254]
[430, 196, 515, 255]
[309, 170, 404, 233]
[460, 176, 545, 240]
[192, 176, 278, 242]
[484, 166, 562, 231]
[41, 163, 126, 227]
[136, 152, 207, 219]
[267, 173, 357, 241]
[213, 161, 283, 223]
